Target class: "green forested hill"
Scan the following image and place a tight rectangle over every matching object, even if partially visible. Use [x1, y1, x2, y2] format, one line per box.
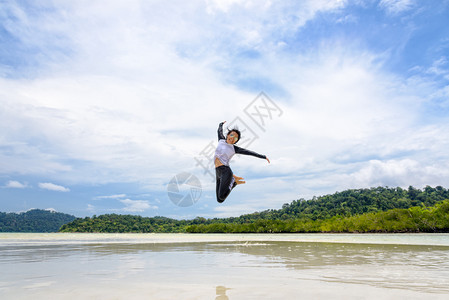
[0, 209, 76, 232]
[60, 186, 449, 233]
[234, 185, 449, 221]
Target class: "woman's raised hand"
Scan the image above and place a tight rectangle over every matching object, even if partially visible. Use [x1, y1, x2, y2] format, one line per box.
[266, 157, 270, 164]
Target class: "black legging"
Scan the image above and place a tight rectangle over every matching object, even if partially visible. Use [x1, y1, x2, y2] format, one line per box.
[215, 165, 237, 203]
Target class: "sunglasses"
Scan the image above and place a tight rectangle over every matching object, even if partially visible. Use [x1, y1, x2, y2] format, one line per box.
[228, 133, 238, 140]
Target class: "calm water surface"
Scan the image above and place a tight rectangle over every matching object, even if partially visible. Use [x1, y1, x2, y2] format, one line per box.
[1, 233, 448, 299]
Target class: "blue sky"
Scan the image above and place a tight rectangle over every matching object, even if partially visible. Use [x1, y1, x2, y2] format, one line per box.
[1, 0, 449, 219]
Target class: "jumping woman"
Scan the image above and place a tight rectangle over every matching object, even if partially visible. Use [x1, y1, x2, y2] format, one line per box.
[214, 121, 270, 203]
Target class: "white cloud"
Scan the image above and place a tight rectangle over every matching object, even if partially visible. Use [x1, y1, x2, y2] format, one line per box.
[94, 194, 127, 200]
[343, 158, 449, 190]
[4, 180, 28, 189]
[0, 1, 349, 188]
[87, 204, 95, 212]
[38, 182, 70, 192]
[379, 0, 415, 15]
[427, 57, 449, 76]
[119, 199, 157, 213]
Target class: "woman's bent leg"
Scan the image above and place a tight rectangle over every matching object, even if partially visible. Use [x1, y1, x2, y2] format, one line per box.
[215, 168, 221, 202]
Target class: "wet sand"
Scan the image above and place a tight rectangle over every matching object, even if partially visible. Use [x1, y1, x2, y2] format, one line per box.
[1, 233, 449, 299]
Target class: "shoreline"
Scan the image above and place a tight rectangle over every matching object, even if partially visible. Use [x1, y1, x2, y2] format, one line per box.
[1, 232, 449, 247]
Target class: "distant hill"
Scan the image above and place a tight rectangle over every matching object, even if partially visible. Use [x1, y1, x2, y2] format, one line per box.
[60, 186, 449, 233]
[0, 209, 76, 232]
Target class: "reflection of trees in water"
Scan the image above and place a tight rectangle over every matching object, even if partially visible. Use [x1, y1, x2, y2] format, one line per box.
[198, 241, 449, 271]
[206, 242, 449, 294]
[9, 241, 449, 271]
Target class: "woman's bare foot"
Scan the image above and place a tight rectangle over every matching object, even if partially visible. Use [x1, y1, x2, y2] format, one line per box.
[233, 174, 245, 185]
[233, 174, 243, 180]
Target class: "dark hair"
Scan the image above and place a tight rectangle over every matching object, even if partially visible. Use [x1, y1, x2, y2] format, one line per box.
[226, 127, 241, 143]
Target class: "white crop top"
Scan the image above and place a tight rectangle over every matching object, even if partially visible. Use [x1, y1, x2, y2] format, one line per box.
[215, 139, 236, 166]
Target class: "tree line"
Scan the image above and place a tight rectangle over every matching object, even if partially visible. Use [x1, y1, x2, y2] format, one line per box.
[59, 186, 449, 233]
[59, 215, 188, 233]
[0, 209, 76, 232]
[186, 200, 449, 233]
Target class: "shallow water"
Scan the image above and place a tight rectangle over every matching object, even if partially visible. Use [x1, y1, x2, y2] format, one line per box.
[1, 233, 449, 299]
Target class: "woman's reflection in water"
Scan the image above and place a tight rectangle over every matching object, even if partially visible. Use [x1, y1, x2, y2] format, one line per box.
[215, 286, 230, 300]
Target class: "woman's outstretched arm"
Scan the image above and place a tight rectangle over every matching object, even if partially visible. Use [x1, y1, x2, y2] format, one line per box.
[234, 145, 269, 163]
[217, 121, 226, 141]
